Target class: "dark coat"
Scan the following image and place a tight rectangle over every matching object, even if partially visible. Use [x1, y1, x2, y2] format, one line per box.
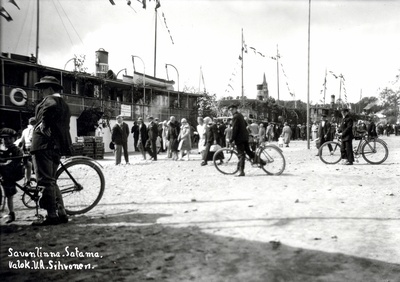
[131, 123, 139, 139]
[111, 122, 129, 145]
[147, 121, 159, 141]
[318, 120, 332, 143]
[138, 123, 148, 144]
[204, 123, 219, 145]
[167, 121, 180, 141]
[367, 121, 377, 137]
[339, 115, 354, 141]
[31, 94, 72, 156]
[230, 112, 249, 144]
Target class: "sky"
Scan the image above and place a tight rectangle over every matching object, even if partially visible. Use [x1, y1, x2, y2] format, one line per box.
[1, 0, 400, 105]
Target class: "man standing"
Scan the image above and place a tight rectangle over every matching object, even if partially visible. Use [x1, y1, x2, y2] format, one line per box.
[316, 114, 332, 156]
[131, 121, 139, 151]
[112, 115, 130, 165]
[147, 116, 158, 161]
[338, 108, 354, 165]
[31, 76, 72, 226]
[228, 104, 255, 177]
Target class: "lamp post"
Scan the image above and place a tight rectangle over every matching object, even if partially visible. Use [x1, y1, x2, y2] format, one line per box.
[165, 63, 180, 107]
[116, 68, 127, 78]
[132, 55, 146, 115]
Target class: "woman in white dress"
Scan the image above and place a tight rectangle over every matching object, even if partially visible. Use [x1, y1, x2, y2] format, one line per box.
[196, 117, 206, 158]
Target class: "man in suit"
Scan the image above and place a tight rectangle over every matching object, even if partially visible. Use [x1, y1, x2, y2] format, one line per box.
[200, 117, 219, 166]
[147, 116, 159, 161]
[228, 104, 255, 176]
[31, 76, 72, 226]
[131, 121, 139, 151]
[338, 108, 354, 165]
[316, 114, 332, 156]
[112, 115, 130, 165]
[137, 117, 148, 160]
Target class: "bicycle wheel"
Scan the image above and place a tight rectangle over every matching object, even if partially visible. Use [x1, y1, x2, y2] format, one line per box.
[319, 141, 342, 164]
[361, 139, 389, 164]
[213, 148, 239, 175]
[21, 177, 37, 209]
[56, 159, 105, 215]
[259, 145, 286, 175]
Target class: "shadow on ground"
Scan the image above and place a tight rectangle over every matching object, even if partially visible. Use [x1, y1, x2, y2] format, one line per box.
[1, 213, 400, 282]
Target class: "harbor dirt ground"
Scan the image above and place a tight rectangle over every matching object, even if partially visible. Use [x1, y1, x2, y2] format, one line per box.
[1, 136, 400, 281]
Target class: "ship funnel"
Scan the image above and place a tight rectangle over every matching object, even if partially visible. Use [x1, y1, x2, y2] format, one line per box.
[95, 48, 109, 78]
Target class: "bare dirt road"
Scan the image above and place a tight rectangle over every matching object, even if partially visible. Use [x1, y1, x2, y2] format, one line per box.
[1, 136, 400, 281]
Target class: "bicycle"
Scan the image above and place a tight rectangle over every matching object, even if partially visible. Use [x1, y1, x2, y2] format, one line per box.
[318, 131, 389, 165]
[213, 142, 286, 175]
[1, 155, 105, 217]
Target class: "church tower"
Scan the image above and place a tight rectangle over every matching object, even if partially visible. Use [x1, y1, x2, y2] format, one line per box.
[256, 73, 269, 101]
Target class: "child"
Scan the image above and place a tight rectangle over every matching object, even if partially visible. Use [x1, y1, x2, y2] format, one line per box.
[0, 128, 25, 223]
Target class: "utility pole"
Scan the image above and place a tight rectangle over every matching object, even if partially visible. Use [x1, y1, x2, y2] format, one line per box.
[241, 28, 244, 108]
[306, 0, 311, 149]
[276, 44, 280, 105]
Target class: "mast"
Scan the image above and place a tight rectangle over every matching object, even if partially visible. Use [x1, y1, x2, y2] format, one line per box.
[276, 44, 280, 105]
[241, 28, 244, 107]
[323, 68, 327, 105]
[36, 0, 39, 63]
[153, 8, 157, 77]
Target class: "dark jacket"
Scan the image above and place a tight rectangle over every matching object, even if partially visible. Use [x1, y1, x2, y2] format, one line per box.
[138, 123, 148, 144]
[204, 123, 219, 145]
[31, 94, 72, 156]
[318, 120, 332, 143]
[367, 121, 377, 137]
[339, 115, 354, 141]
[131, 123, 139, 139]
[230, 112, 249, 144]
[112, 122, 129, 145]
[167, 121, 180, 141]
[147, 121, 159, 141]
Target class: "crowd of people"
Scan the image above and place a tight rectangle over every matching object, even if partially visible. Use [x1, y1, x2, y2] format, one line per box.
[0, 75, 398, 225]
[109, 107, 397, 169]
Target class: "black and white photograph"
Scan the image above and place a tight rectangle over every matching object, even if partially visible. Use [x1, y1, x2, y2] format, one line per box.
[1, 0, 400, 281]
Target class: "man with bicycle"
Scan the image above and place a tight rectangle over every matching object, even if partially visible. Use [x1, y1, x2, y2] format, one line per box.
[228, 104, 255, 177]
[338, 108, 354, 165]
[31, 76, 72, 226]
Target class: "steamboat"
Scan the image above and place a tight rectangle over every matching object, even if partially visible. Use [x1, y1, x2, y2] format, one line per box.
[0, 49, 201, 153]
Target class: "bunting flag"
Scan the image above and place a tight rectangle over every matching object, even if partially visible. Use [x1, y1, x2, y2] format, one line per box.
[280, 62, 294, 97]
[0, 7, 13, 21]
[140, 0, 146, 9]
[109, 0, 115, 5]
[329, 70, 338, 79]
[9, 0, 20, 10]
[155, 0, 161, 9]
[161, 12, 174, 44]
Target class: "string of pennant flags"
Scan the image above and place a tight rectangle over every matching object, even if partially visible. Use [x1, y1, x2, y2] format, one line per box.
[321, 71, 349, 107]
[161, 12, 174, 45]
[109, 0, 174, 45]
[231, 36, 295, 99]
[0, 0, 20, 22]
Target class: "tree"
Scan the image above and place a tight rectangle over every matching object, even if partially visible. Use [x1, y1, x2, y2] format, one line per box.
[379, 87, 400, 123]
[196, 92, 219, 118]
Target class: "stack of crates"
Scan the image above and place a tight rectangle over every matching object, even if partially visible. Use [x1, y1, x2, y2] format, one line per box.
[74, 136, 105, 159]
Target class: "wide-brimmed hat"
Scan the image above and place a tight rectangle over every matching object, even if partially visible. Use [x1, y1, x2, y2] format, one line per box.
[0, 128, 17, 137]
[227, 104, 238, 110]
[34, 76, 63, 90]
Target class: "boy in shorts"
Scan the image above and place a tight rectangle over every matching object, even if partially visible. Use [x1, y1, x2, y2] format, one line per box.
[0, 128, 25, 223]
